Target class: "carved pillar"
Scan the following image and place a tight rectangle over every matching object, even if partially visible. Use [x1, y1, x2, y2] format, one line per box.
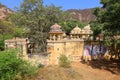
[22, 42, 28, 60]
[77, 34, 79, 39]
[60, 34, 62, 40]
[70, 35, 73, 39]
[53, 34, 55, 41]
[58, 35, 61, 40]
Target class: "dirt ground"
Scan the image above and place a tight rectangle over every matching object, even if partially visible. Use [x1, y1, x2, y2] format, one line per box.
[37, 61, 120, 80]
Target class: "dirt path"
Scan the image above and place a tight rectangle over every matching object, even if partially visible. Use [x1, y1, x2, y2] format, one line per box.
[37, 62, 120, 80]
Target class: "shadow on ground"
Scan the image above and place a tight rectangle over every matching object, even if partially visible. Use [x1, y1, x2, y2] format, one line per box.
[82, 59, 120, 74]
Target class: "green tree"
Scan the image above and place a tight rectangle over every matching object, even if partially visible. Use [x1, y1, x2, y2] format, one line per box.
[0, 20, 24, 50]
[9, 0, 68, 53]
[101, 0, 120, 36]
[91, 0, 120, 37]
[90, 21, 103, 40]
[90, 0, 120, 59]
[60, 20, 86, 34]
[90, 7, 104, 40]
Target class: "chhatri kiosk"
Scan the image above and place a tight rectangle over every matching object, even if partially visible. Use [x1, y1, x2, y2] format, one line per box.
[70, 24, 93, 40]
[49, 23, 64, 41]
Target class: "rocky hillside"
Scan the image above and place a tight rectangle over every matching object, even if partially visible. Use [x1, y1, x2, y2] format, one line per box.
[0, 4, 13, 20]
[67, 8, 96, 23]
[0, 3, 96, 23]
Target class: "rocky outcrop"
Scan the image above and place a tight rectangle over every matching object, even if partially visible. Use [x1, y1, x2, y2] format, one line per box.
[67, 8, 96, 23]
[0, 4, 13, 20]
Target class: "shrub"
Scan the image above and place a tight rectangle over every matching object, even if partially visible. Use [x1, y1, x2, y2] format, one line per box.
[38, 63, 44, 68]
[59, 54, 71, 68]
[0, 49, 38, 80]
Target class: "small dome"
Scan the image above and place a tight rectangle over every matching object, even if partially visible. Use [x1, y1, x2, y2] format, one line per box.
[71, 26, 81, 34]
[50, 23, 61, 29]
[83, 24, 91, 30]
[50, 23, 63, 33]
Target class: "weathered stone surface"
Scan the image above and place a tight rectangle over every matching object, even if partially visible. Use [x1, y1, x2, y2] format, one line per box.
[0, 4, 13, 20]
[5, 24, 93, 65]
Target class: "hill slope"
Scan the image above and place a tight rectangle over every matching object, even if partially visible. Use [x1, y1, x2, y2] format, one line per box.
[0, 4, 96, 23]
[0, 4, 13, 20]
[67, 8, 96, 23]
[37, 62, 120, 80]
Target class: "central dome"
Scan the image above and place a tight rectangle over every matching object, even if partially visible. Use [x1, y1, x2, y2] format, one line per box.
[71, 26, 81, 34]
[83, 24, 91, 30]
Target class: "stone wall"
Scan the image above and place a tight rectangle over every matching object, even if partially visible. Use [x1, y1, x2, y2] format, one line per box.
[5, 38, 85, 65]
[5, 38, 29, 59]
[28, 54, 50, 66]
[47, 39, 84, 65]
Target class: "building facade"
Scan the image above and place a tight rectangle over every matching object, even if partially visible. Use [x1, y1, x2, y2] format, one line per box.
[47, 23, 93, 64]
[5, 23, 93, 65]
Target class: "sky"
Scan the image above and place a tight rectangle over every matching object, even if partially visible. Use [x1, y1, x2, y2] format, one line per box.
[0, 0, 102, 11]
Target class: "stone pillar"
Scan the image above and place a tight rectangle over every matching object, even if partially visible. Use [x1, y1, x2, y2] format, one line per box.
[77, 35, 79, 39]
[58, 35, 61, 40]
[22, 42, 28, 60]
[70, 35, 73, 39]
[53, 34, 55, 41]
[82, 35, 85, 39]
[60, 34, 62, 40]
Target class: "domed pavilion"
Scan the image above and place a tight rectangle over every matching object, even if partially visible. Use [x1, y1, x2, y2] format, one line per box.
[49, 23, 63, 40]
[70, 26, 82, 39]
[70, 24, 93, 40]
[82, 24, 93, 39]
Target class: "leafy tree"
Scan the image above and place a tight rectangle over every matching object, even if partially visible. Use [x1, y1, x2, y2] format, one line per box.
[100, 0, 120, 36]
[0, 20, 24, 50]
[90, 0, 120, 59]
[91, 0, 120, 37]
[0, 21, 15, 34]
[89, 7, 104, 40]
[90, 21, 103, 40]
[60, 20, 86, 34]
[9, 0, 68, 53]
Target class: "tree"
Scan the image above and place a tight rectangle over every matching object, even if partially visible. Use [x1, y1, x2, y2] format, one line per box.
[0, 20, 23, 50]
[0, 21, 14, 34]
[60, 20, 86, 34]
[100, 0, 120, 36]
[90, 7, 104, 40]
[90, 0, 120, 59]
[91, 0, 120, 37]
[9, 0, 68, 53]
